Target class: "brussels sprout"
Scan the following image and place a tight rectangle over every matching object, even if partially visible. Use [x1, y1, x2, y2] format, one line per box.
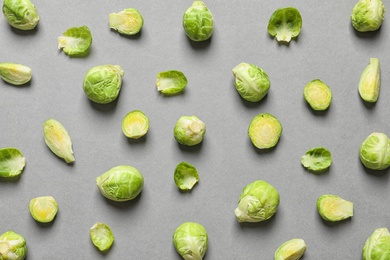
[363, 228, 390, 260]
[183, 1, 214, 41]
[96, 165, 144, 202]
[301, 147, 332, 173]
[358, 58, 380, 103]
[234, 180, 280, 223]
[173, 222, 208, 260]
[303, 79, 332, 111]
[83, 65, 124, 104]
[29, 196, 58, 223]
[43, 119, 75, 163]
[109, 8, 143, 35]
[90, 222, 114, 252]
[122, 110, 149, 139]
[351, 0, 386, 32]
[232, 63, 270, 102]
[0, 63, 31, 85]
[58, 26, 92, 56]
[2, 0, 39, 30]
[317, 194, 353, 222]
[0, 230, 27, 260]
[248, 113, 282, 149]
[174, 116, 206, 146]
[0, 148, 25, 178]
[156, 70, 187, 95]
[274, 238, 306, 260]
[267, 7, 302, 42]
[360, 132, 390, 170]
[174, 162, 199, 191]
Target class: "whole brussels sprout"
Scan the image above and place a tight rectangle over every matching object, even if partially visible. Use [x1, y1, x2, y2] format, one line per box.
[173, 222, 208, 260]
[0, 230, 27, 260]
[359, 132, 390, 170]
[174, 116, 206, 146]
[274, 238, 306, 260]
[2, 0, 39, 30]
[351, 0, 386, 32]
[363, 228, 390, 259]
[183, 1, 214, 41]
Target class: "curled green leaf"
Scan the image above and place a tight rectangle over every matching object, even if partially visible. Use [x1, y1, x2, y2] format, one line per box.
[268, 7, 302, 42]
[90, 222, 114, 252]
[174, 162, 199, 191]
[156, 70, 187, 95]
[0, 147, 25, 178]
[58, 26, 92, 56]
[301, 147, 332, 173]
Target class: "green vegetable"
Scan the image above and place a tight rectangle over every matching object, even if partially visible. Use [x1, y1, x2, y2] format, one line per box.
[351, 0, 386, 32]
[173, 222, 208, 260]
[0, 63, 31, 85]
[109, 8, 143, 35]
[96, 165, 144, 202]
[360, 132, 390, 170]
[274, 238, 306, 260]
[183, 1, 214, 41]
[267, 7, 302, 42]
[174, 116, 206, 146]
[317, 194, 353, 222]
[232, 63, 270, 102]
[90, 222, 114, 252]
[363, 228, 390, 260]
[58, 26, 92, 56]
[29, 196, 58, 223]
[0, 148, 25, 178]
[0, 230, 27, 260]
[122, 110, 149, 139]
[156, 70, 187, 95]
[358, 58, 380, 103]
[235, 180, 280, 223]
[304, 79, 332, 111]
[174, 162, 199, 191]
[2, 0, 39, 30]
[301, 147, 332, 173]
[248, 113, 282, 149]
[43, 119, 75, 163]
[83, 65, 124, 104]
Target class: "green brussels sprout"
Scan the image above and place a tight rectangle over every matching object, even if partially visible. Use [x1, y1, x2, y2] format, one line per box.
[360, 132, 390, 170]
[301, 147, 332, 173]
[351, 0, 386, 32]
[317, 194, 353, 222]
[235, 180, 280, 223]
[174, 116, 206, 146]
[83, 65, 124, 104]
[0, 230, 27, 260]
[58, 26, 92, 56]
[174, 162, 199, 191]
[173, 222, 208, 260]
[358, 58, 380, 103]
[267, 7, 302, 42]
[122, 110, 149, 139]
[43, 119, 75, 163]
[363, 228, 390, 260]
[303, 79, 332, 111]
[2, 0, 39, 30]
[90, 222, 114, 252]
[232, 63, 270, 102]
[0, 147, 25, 178]
[109, 8, 143, 35]
[0, 63, 31, 85]
[29, 196, 58, 223]
[183, 1, 214, 41]
[96, 165, 144, 202]
[156, 70, 187, 95]
[248, 113, 282, 149]
[274, 238, 306, 260]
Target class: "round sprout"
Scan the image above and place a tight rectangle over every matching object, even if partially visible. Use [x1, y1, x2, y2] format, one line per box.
[304, 79, 332, 111]
[2, 0, 39, 30]
[0, 231, 27, 260]
[174, 116, 206, 146]
[274, 238, 307, 260]
[358, 58, 380, 103]
[360, 132, 390, 170]
[0, 63, 32, 85]
[109, 8, 143, 35]
[351, 0, 386, 32]
[248, 113, 282, 149]
[174, 162, 199, 191]
[156, 70, 187, 95]
[29, 196, 58, 223]
[267, 7, 302, 42]
[363, 228, 390, 260]
[0, 147, 25, 178]
[317, 194, 353, 222]
[58, 26, 92, 56]
[301, 147, 332, 173]
[173, 222, 208, 260]
[122, 110, 149, 139]
[90, 222, 114, 252]
[183, 1, 214, 41]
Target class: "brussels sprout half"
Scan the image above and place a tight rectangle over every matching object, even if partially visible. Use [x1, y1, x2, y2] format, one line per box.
[351, 0, 386, 32]
[122, 110, 149, 139]
[0, 147, 25, 178]
[174, 162, 199, 191]
[174, 116, 206, 146]
[317, 194, 353, 222]
[248, 113, 282, 149]
[268, 7, 302, 42]
[274, 238, 307, 260]
[109, 8, 143, 35]
[183, 1, 214, 41]
[360, 132, 390, 170]
[301, 147, 332, 173]
[2, 0, 39, 30]
[29, 196, 58, 223]
[303, 79, 332, 111]
[156, 70, 187, 95]
[0, 63, 32, 85]
[90, 222, 114, 252]
[363, 228, 390, 260]
[173, 222, 208, 260]
[358, 58, 380, 103]
[58, 26, 92, 56]
[0, 231, 27, 260]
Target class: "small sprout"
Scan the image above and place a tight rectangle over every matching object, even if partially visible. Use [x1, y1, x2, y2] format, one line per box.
[248, 113, 282, 149]
[362, 228, 390, 260]
[43, 119, 75, 163]
[232, 63, 270, 102]
[183, 1, 214, 41]
[0, 148, 25, 178]
[58, 26, 92, 56]
[274, 238, 307, 260]
[304, 79, 332, 111]
[109, 8, 143, 35]
[90, 222, 114, 252]
[268, 7, 302, 42]
[173, 222, 208, 260]
[235, 180, 280, 223]
[360, 132, 390, 170]
[2, 0, 39, 30]
[174, 116, 206, 146]
[0, 231, 27, 260]
[301, 147, 332, 173]
[83, 65, 124, 104]
[156, 70, 187, 95]
[317, 194, 353, 222]
[96, 165, 144, 202]
[0, 63, 32, 85]
[351, 0, 386, 32]
[29, 196, 58, 223]
[122, 110, 149, 139]
[174, 162, 199, 191]
[358, 58, 380, 103]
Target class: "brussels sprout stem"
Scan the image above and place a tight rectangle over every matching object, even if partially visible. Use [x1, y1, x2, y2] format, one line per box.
[235, 195, 259, 223]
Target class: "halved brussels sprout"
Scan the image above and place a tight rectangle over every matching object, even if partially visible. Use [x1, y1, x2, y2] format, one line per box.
[122, 110, 149, 139]
[360, 132, 390, 170]
[0, 147, 25, 178]
[183, 1, 214, 41]
[363, 228, 390, 260]
[358, 58, 380, 103]
[301, 147, 332, 173]
[0, 63, 32, 85]
[109, 8, 143, 35]
[90, 222, 114, 252]
[174, 116, 206, 146]
[274, 238, 306, 260]
[29, 196, 58, 223]
[235, 180, 280, 223]
[156, 70, 187, 95]
[58, 26, 92, 56]
[174, 162, 199, 191]
[268, 7, 302, 42]
[317, 194, 353, 222]
[173, 222, 208, 260]
[248, 113, 282, 149]
[351, 0, 386, 32]
[304, 79, 332, 111]
[0, 230, 27, 260]
[2, 0, 39, 30]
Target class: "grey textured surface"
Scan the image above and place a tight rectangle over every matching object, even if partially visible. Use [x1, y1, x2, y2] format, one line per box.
[1, 0, 390, 259]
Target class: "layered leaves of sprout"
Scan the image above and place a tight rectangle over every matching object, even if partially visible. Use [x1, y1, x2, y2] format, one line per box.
[303, 79, 332, 111]
[358, 58, 380, 103]
[122, 110, 149, 139]
[360, 132, 390, 170]
[174, 116, 206, 146]
[351, 0, 386, 32]
[0, 231, 27, 260]
[248, 113, 282, 149]
[274, 238, 306, 260]
[173, 222, 208, 260]
[317, 194, 353, 222]
[363, 228, 390, 260]
[183, 1, 214, 41]
[29, 196, 58, 223]
[0, 63, 31, 85]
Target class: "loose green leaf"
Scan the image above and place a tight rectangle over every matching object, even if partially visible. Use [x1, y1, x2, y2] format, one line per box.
[58, 26, 92, 56]
[301, 147, 332, 173]
[2, 0, 39, 30]
[173, 222, 208, 260]
[248, 113, 282, 149]
[109, 8, 143, 35]
[358, 58, 380, 103]
[183, 1, 214, 41]
[29, 196, 58, 223]
[268, 7, 302, 42]
[156, 70, 187, 95]
[0, 147, 25, 178]
[304, 79, 332, 111]
[317, 194, 353, 222]
[174, 162, 199, 191]
[0, 63, 31, 85]
[90, 222, 114, 252]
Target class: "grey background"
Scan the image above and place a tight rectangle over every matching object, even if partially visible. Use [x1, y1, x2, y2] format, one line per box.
[1, 0, 390, 259]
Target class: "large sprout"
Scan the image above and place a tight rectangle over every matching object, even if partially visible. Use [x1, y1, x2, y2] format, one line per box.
[248, 113, 282, 149]
[173, 222, 208, 260]
[267, 7, 302, 42]
[359, 132, 390, 170]
[351, 0, 386, 32]
[0, 63, 32, 85]
[303, 79, 332, 111]
[363, 228, 390, 259]
[183, 1, 214, 41]
[174, 116, 206, 146]
[274, 238, 306, 260]
[0, 230, 27, 260]
[90, 222, 114, 252]
[2, 0, 39, 30]
[58, 26, 92, 56]
[0, 147, 25, 178]
[301, 147, 332, 173]
[109, 8, 143, 35]
[122, 110, 149, 139]
[317, 194, 353, 222]
[358, 58, 380, 103]
[29, 196, 58, 223]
